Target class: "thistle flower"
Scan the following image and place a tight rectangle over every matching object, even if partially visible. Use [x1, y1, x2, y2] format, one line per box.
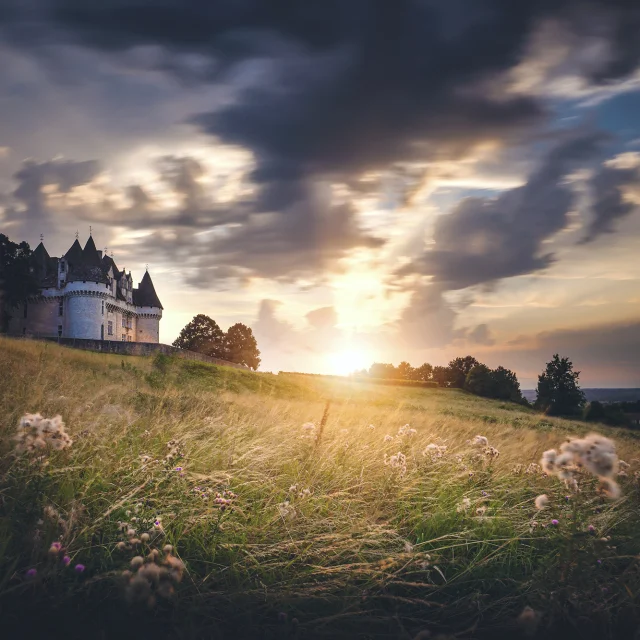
[476, 506, 487, 516]
[48, 541, 62, 554]
[26, 568, 37, 579]
[457, 497, 471, 513]
[551, 519, 559, 526]
[384, 435, 394, 443]
[74, 564, 85, 573]
[541, 433, 623, 498]
[423, 443, 447, 460]
[14, 413, 72, 455]
[534, 494, 549, 510]
[384, 452, 407, 476]
[398, 424, 417, 437]
[301, 422, 316, 431]
[62, 556, 70, 566]
[471, 435, 488, 447]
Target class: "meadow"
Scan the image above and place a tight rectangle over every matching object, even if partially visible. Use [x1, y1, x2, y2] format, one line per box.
[1, 337, 639, 640]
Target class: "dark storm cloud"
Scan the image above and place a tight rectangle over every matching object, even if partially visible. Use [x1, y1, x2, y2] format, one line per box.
[399, 131, 608, 290]
[582, 163, 640, 243]
[3, 158, 101, 236]
[2, 1, 640, 286]
[467, 324, 496, 346]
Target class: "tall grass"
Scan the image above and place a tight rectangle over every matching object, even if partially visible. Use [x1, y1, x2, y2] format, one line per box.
[0, 337, 639, 639]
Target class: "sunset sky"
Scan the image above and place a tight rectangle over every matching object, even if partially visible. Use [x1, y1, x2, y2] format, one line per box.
[1, 1, 639, 386]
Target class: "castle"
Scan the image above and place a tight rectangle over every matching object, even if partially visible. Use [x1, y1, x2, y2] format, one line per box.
[9, 234, 163, 343]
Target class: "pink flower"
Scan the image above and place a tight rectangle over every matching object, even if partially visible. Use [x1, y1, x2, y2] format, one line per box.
[551, 519, 559, 526]
[588, 524, 595, 533]
[74, 563, 85, 573]
[62, 555, 71, 566]
[26, 568, 37, 579]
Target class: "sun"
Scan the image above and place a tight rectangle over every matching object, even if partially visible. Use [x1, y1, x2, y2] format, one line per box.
[328, 348, 372, 376]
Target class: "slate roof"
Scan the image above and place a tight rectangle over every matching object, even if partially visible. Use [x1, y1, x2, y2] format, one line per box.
[31, 236, 162, 308]
[133, 271, 163, 309]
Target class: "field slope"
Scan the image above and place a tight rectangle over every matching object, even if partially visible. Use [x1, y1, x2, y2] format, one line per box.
[1, 337, 639, 640]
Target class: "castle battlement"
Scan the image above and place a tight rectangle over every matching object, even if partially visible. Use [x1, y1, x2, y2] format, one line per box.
[9, 235, 163, 343]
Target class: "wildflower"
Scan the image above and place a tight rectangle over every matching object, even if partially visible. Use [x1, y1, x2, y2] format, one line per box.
[301, 422, 315, 431]
[174, 467, 183, 472]
[457, 497, 471, 513]
[471, 435, 488, 447]
[398, 424, 417, 437]
[551, 519, 559, 526]
[384, 434, 394, 443]
[289, 484, 298, 493]
[14, 413, 72, 455]
[62, 556, 70, 566]
[541, 433, 623, 498]
[74, 564, 85, 573]
[534, 494, 549, 510]
[26, 568, 37, 579]
[476, 506, 487, 517]
[423, 443, 447, 460]
[48, 541, 62, 554]
[277, 501, 296, 521]
[588, 525, 595, 533]
[384, 452, 407, 476]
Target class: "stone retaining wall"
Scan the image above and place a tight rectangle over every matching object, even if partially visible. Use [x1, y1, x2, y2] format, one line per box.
[42, 337, 249, 370]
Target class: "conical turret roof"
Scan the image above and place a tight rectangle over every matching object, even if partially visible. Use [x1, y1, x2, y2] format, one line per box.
[133, 271, 163, 309]
[82, 235, 102, 267]
[64, 238, 83, 265]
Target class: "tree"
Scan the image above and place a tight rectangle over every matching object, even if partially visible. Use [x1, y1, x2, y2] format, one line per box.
[464, 364, 494, 397]
[535, 354, 586, 416]
[224, 322, 261, 370]
[583, 400, 606, 422]
[491, 366, 523, 402]
[413, 363, 433, 382]
[432, 365, 450, 387]
[369, 363, 398, 379]
[172, 314, 225, 358]
[0, 234, 39, 332]
[397, 361, 415, 380]
[448, 355, 479, 388]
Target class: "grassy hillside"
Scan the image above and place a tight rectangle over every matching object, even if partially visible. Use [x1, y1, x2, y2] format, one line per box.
[1, 337, 639, 640]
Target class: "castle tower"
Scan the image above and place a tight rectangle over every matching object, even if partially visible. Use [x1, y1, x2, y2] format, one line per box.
[133, 271, 163, 343]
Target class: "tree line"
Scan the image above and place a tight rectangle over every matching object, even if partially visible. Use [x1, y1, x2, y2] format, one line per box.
[172, 314, 261, 370]
[358, 353, 610, 419]
[357, 356, 525, 403]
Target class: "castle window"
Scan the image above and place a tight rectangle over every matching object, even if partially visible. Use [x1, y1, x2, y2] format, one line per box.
[127, 335, 132, 342]
[58, 325, 62, 338]
[102, 301, 104, 315]
[122, 317, 126, 328]
[107, 321, 113, 336]
[58, 300, 63, 317]
[23, 303, 27, 318]
[60, 261, 65, 272]
[121, 335, 126, 342]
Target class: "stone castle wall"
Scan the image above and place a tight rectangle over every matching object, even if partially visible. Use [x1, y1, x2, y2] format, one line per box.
[42, 337, 249, 370]
[137, 314, 160, 343]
